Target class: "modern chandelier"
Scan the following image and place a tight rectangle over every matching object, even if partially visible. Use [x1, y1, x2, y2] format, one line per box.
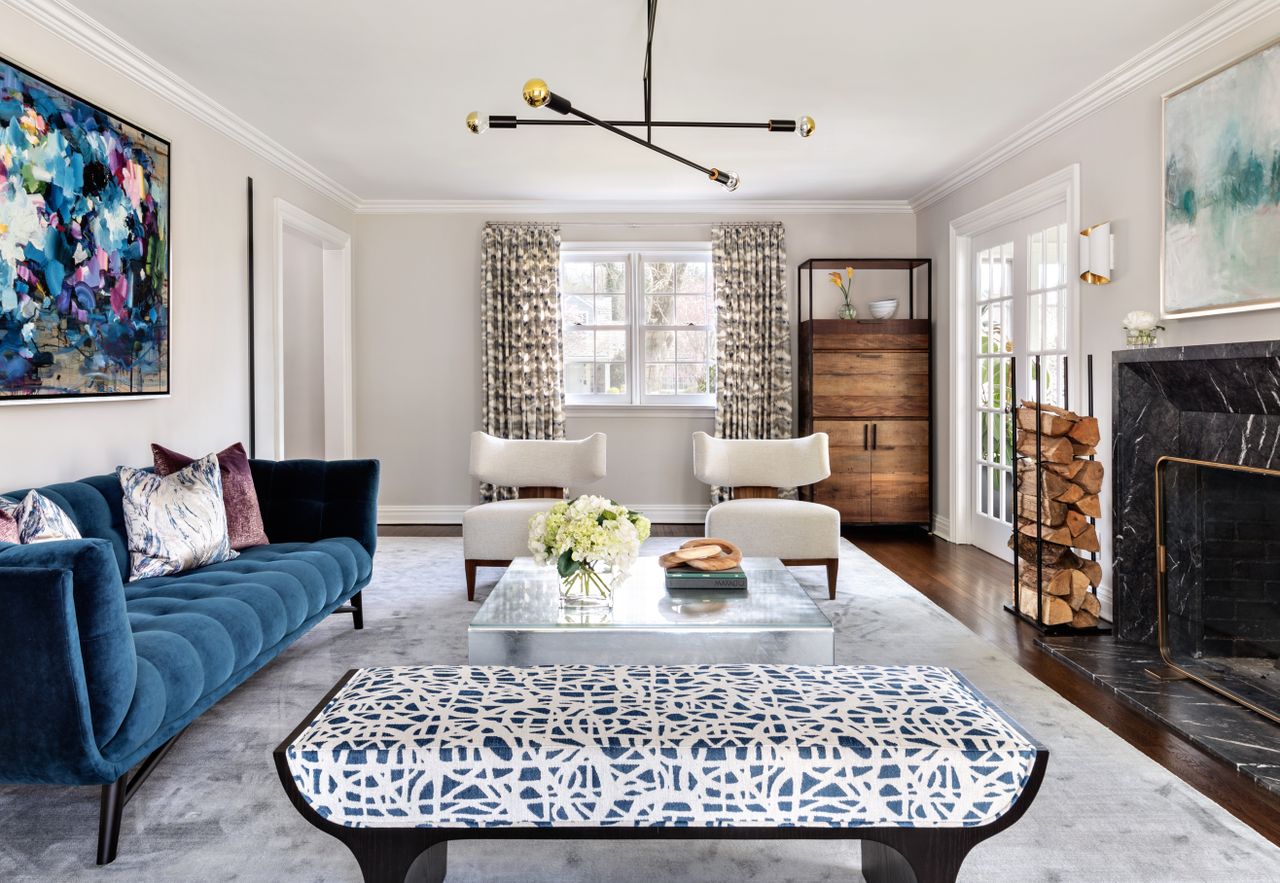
[465, 0, 814, 191]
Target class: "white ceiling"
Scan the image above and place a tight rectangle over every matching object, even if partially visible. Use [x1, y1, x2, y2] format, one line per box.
[68, 0, 1218, 202]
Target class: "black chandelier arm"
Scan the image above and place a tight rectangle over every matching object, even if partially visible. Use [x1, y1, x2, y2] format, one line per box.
[498, 118, 773, 130]
[561, 102, 715, 178]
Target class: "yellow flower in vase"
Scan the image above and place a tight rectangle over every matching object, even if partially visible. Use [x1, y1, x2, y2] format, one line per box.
[829, 267, 857, 319]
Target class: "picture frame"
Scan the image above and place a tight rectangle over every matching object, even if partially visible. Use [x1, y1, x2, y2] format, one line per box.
[1160, 39, 1280, 319]
[0, 55, 171, 401]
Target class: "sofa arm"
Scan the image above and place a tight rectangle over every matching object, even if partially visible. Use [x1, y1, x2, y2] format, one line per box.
[249, 458, 380, 557]
[0, 539, 136, 784]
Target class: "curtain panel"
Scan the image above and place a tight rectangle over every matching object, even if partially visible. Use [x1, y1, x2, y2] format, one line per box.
[711, 222, 793, 503]
[479, 222, 565, 502]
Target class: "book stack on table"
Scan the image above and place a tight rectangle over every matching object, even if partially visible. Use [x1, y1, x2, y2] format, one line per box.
[665, 565, 748, 591]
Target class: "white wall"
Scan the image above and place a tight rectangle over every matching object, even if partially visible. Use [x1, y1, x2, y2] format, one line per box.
[915, 19, 1280, 581]
[354, 211, 916, 519]
[282, 229, 326, 459]
[0, 9, 355, 490]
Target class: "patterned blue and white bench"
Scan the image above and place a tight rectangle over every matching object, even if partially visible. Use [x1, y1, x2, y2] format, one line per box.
[275, 665, 1047, 883]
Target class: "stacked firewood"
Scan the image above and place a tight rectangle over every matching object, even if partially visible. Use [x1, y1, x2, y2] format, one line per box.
[1009, 401, 1104, 628]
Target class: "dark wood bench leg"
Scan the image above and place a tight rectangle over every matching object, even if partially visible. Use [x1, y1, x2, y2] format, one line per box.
[341, 830, 446, 883]
[862, 831, 971, 883]
[825, 557, 839, 599]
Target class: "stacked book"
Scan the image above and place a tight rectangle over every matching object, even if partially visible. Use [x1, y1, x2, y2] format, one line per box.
[665, 564, 748, 591]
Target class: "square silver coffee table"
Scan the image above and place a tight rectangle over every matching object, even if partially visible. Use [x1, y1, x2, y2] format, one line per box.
[467, 556, 834, 665]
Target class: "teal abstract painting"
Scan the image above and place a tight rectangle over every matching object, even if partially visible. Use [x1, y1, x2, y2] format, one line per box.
[0, 56, 169, 400]
[1163, 40, 1280, 317]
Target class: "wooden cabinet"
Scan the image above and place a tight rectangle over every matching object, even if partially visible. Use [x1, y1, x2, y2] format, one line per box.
[800, 319, 931, 526]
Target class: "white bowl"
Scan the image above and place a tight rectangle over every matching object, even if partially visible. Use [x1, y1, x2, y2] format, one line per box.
[868, 300, 898, 319]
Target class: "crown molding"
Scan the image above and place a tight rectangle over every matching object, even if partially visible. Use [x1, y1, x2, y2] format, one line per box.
[355, 198, 915, 215]
[910, 0, 1280, 211]
[1, 0, 361, 211]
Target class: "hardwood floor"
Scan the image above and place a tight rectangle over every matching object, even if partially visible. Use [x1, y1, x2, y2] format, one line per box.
[378, 521, 1280, 845]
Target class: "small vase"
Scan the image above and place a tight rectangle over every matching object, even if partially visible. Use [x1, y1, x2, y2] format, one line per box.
[559, 564, 618, 610]
[837, 303, 857, 320]
[1126, 329, 1158, 348]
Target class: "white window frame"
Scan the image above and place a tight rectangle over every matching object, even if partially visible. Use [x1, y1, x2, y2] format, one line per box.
[561, 241, 716, 414]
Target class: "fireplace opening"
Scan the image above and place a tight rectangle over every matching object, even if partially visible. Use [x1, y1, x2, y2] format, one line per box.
[1157, 456, 1280, 722]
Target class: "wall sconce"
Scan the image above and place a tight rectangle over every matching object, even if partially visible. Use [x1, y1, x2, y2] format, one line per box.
[1079, 222, 1114, 284]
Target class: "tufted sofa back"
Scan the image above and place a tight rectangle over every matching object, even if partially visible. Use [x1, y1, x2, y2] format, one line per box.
[1, 474, 132, 579]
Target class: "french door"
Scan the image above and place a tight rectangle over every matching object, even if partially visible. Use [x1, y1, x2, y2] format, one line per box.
[969, 207, 1071, 560]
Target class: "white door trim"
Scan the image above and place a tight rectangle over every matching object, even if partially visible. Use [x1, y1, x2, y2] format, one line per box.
[272, 199, 354, 460]
[947, 164, 1080, 547]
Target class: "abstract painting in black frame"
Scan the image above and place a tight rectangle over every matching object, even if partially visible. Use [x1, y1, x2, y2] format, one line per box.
[0, 56, 170, 400]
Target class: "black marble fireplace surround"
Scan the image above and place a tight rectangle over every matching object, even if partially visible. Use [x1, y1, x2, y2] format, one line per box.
[1039, 341, 1280, 796]
[1112, 340, 1280, 644]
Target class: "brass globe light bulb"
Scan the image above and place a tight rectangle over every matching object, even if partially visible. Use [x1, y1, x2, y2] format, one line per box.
[522, 78, 551, 108]
[797, 115, 815, 138]
[465, 112, 485, 134]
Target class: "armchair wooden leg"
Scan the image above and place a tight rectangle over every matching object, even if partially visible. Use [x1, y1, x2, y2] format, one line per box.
[464, 560, 512, 602]
[781, 557, 840, 600]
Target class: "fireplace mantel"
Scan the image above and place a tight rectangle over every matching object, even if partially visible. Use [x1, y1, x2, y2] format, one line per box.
[1112, 340, 1280, 645]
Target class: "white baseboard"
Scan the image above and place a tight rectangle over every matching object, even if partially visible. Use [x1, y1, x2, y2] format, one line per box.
[379, 505, 469, 524]
[379, 503, 709, 525]
[931, 514, 953, 542]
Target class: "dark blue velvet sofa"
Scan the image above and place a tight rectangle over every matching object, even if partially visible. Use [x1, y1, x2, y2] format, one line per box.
[0, 458, 379, 863]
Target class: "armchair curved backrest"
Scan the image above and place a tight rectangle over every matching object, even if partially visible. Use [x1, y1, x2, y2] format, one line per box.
[692, 432, 830, 489]
[469, 432, 607, 489]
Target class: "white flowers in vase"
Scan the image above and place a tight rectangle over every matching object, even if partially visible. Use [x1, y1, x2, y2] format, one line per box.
[1122, 310, 1164, 348]
[528, 495, 651, 608]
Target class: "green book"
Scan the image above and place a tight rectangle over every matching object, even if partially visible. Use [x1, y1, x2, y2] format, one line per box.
[665, 565, 747, 590]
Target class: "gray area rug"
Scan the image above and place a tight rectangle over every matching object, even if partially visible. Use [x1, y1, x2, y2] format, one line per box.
[1, 537, 1278, 882]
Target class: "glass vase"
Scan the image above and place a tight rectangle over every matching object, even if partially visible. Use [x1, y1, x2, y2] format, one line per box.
[837, 303, 857, 320]
[559, 564, 618, 610]
[1126, 329, 1159, 348]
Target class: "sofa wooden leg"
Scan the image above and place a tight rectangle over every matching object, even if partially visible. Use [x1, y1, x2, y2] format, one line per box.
[826, 558, 839, 599]
[97, 776, 126, 865]
[465, 560, 478, 602]
[350, 591, 364, 630]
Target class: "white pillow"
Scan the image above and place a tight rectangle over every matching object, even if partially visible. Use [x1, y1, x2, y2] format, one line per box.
[119, 453, 238, 581]
[0, 491, 83, 544]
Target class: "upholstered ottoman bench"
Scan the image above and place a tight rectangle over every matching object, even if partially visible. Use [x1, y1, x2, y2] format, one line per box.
[276, 665, 1047, 883]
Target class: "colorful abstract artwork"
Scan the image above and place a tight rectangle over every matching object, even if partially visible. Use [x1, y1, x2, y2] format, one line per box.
[1163, 40, 1280, 317]
[0, 57, 169, 400]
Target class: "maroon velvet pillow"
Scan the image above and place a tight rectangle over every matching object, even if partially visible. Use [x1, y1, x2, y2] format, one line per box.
[151, 442, 268, 550]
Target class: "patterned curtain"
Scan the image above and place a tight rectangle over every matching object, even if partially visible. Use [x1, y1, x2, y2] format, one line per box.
[480, 222, 565, 501]
[711, 222, 793, 503]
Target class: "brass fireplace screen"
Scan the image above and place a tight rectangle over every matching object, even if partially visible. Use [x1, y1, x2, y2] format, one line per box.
[1155, 456, 1280, 724]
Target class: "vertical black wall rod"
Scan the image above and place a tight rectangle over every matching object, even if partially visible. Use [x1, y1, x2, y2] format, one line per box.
[247, 177, 257, 459]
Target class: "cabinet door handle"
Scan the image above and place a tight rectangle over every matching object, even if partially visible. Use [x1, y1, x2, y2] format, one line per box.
[863, 424, 869, 450]
[871, 423, 878, 450]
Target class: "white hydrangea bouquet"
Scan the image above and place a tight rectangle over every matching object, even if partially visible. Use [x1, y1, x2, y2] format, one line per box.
[1122, 310, 1164, 348]
[528, 495, 651, 608]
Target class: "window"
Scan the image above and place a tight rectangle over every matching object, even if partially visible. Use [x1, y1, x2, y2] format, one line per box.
[561, 245, 715, 408]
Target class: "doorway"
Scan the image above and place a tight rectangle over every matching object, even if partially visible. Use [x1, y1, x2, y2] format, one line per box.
[948, 166, 1080, 559]
[272, 200, 353, 460]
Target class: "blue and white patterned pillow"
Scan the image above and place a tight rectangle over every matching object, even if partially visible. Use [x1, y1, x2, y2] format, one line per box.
[0, 491, 83, 544]
[119, 453, 238, 581]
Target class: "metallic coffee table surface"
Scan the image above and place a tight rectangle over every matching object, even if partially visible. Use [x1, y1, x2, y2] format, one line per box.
[467, 556, 834, 665]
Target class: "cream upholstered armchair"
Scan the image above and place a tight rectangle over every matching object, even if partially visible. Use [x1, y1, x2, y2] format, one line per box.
[463, 432, 607, 600]
[692, 432, 841, 598]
